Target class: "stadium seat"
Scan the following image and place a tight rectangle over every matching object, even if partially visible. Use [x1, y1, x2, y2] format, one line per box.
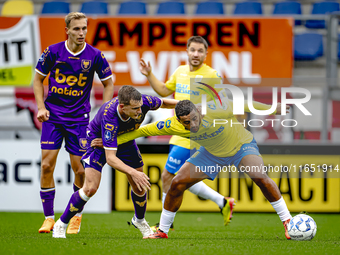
[294, 33, 323, 60]
[1, 0, 34, 16]
[118, 1, 147, 15]
[195, 1, 224, 15]
[272, 1, 302, 25]
[41, 1, 70, 14]
[233, 1, 262, 15]
[305, 1, 340, 29]
[338, 34, 340, 60]
[80, 1, 108, 15]
[157, 1, 185, 15]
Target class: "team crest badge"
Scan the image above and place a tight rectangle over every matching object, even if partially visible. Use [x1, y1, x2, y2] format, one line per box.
[79, 138, 88, 149]
[81, 59, 91, 71]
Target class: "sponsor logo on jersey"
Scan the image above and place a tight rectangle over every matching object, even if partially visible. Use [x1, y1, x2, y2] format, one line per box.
[202, 119, 211, 128]
[157, 121, 165, 130]
[104, 130, 112, 141]
[165, 120, 171, 128]
[169, 156, 181, 165]
[105, 123, 115, 131]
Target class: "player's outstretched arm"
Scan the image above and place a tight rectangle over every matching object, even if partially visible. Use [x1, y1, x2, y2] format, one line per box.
[140, 59, 173, 97]
[101, 77, 114, 104]
[33, 72, 50, 122]
[105, 149, 150, 192]
[118, 116, 190, 145]
[160, 98, 179, 109]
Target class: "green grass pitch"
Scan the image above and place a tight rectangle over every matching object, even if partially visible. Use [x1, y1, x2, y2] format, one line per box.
[0, 212, 339, 255]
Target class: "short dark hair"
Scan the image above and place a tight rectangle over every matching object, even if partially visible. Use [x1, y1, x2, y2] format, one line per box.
[175, 100, 197, 118]
[187, 36, 208, 50]
[118, 85, 142, 105]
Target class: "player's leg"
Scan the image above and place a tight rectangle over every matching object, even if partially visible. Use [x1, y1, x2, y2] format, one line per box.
[117, 141, 153, 238]
[39, 149, 60, 233]
[38, 122, 63, 233]
[67, 154, 86, 234]
[149, 162, 207, 238]
[236, 140, 292, 239]
[64, 123, 87, 234]
[164, 145, 225, 209]
[53, 167, 101, 238]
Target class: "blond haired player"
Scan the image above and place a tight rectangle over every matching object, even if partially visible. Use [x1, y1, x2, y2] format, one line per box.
[34, 12, 114, 234]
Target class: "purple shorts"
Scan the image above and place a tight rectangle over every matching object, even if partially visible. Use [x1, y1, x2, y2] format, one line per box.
[81, 140, 144, 172]
[40, 121, 88, 156]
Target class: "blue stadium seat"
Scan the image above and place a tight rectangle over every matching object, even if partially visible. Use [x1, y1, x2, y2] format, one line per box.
[294, 33, 323, 60]
[157, 1, 185, 15]
[273, 1, 301, 25]
[41, 1, 70, 14]
[118, 1, 147, 14]
[305, 1, 340, 29]
[80, 1, 108, 15]
[233, 1, 262, 15]
[195, 1, 224, 15]
[338, 34, 340, 60]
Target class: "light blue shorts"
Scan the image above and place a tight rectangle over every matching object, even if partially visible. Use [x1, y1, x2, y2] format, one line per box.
[165, 145, 194, 174]
[187, 138, 260, 180]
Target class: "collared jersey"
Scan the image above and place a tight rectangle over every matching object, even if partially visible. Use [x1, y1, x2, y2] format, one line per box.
[35, 41, 112, 123]
[87, 94, 162, 150]
[118, 100, 254, 158]
[165, 64, 222, 149]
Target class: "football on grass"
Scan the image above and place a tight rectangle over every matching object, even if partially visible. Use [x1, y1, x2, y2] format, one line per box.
[287, 214, 317, 241]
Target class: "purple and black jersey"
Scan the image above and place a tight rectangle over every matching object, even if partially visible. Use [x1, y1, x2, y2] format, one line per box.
[35, 41, 112, 123]
[87, 94, 162, 149]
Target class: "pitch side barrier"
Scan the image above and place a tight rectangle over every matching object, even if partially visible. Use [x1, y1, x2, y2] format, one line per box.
[113, 143, 340, 213]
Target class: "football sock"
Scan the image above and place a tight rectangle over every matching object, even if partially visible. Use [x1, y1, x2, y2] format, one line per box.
[270, 197, 292, 222]
[161, 192, 167, 206]
[40, 188, 55, 219]
[188, 181, 225, 209]
[131, 190, 147, 220]
[60, 188, 89, 224]
[159, 208, 176, 234]
[73, 183, 83, 216]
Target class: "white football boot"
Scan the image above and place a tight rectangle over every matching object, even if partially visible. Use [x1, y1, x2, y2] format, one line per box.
[131, 217, 154, 238]
[52, 219, 67, 238]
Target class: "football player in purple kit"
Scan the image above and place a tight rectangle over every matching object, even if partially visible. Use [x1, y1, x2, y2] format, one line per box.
[33, 12, 114, 235]
[52, 85, 178, 239]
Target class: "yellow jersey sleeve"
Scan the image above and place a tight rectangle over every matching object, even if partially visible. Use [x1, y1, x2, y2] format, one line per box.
[165, 67, 179, 92]
[117, 116, 190, 145]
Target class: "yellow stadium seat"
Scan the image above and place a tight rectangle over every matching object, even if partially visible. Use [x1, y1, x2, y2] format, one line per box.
[1, 0, 34, 16]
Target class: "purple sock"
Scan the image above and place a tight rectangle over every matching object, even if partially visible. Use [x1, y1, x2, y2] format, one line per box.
[40, 189, 55, 217]
[72, 183, 84, 213]
[131, 190, 147, 219]
[60, 191, 87, 224]
[73, 183, 80, 192]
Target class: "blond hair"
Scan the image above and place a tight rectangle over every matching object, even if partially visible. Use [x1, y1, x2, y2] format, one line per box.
[65, 12, 87, 28]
